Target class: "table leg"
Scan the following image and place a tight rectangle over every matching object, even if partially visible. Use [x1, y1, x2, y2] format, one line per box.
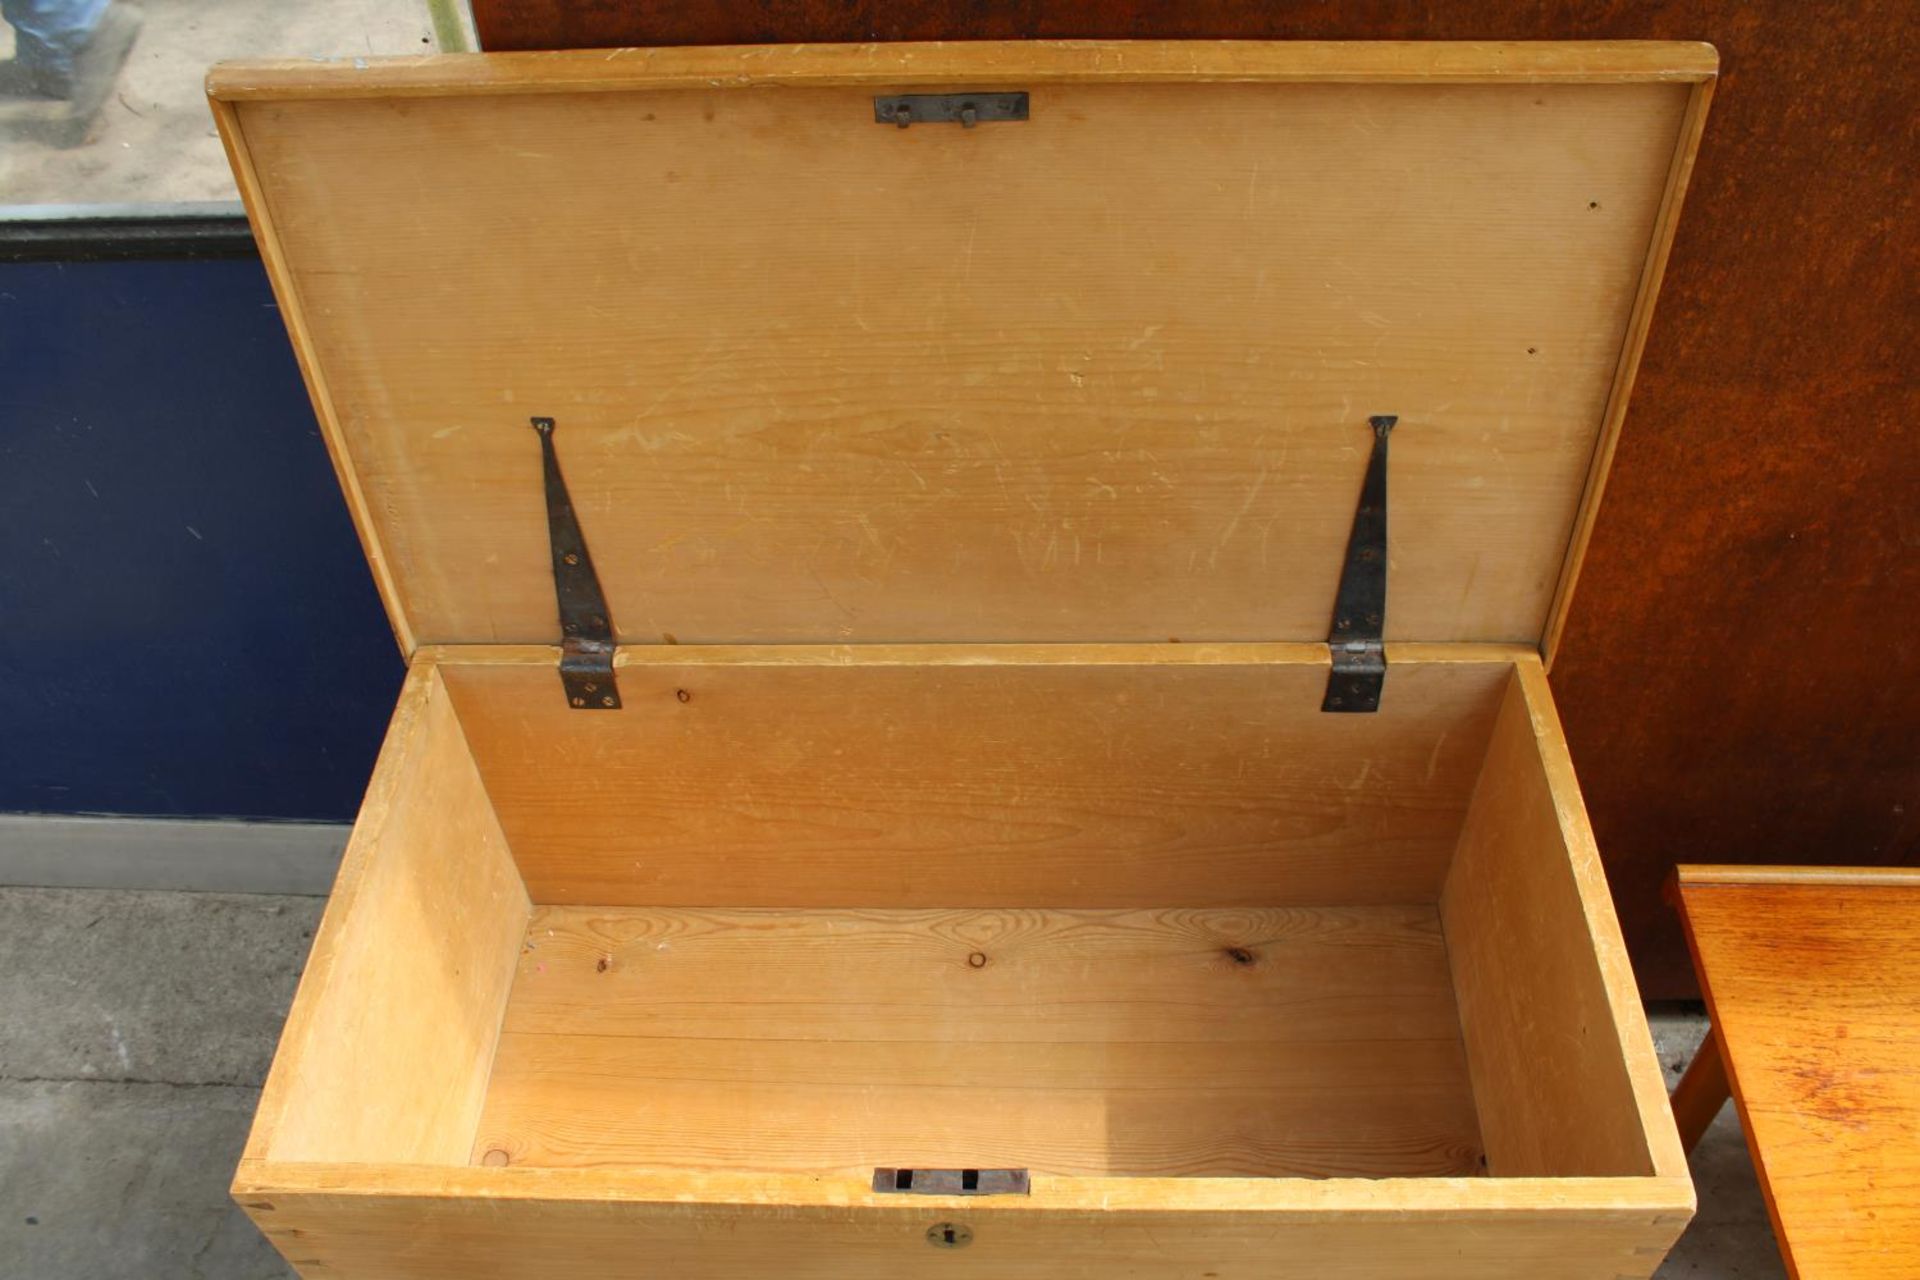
[1671, 1023, 1730, 1154]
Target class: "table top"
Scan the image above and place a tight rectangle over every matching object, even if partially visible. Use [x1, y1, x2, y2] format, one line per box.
[1675, 865, 1920, 1280]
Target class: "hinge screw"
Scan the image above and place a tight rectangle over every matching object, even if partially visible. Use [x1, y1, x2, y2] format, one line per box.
[569, 696, 586, 708]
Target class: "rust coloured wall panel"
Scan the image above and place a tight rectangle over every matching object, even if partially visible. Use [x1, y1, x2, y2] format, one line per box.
[468, 1, 1919, 997]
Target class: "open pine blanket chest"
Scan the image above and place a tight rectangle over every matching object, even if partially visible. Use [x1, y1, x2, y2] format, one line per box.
[211, 39, 1716, 1279]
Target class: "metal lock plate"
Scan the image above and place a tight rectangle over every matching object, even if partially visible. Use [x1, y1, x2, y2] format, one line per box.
[874, 92, 1029, 128]
[874, 1167, 1030, 1196]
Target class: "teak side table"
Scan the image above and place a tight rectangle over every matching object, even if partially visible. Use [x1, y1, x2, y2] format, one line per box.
[1671, 865, 1920, 1279]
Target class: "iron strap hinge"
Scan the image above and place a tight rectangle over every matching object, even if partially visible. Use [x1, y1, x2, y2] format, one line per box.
[532, 417, 621, 710]
[1323, 415, 1396, 714]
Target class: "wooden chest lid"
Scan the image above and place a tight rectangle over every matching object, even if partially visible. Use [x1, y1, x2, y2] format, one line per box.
[210, 41, 1714, 659]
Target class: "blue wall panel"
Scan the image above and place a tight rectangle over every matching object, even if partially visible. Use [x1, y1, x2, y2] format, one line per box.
[0, 256, 402, 820]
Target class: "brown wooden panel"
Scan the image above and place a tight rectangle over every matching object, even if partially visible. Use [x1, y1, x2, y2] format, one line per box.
[469, 1, 1919, 996]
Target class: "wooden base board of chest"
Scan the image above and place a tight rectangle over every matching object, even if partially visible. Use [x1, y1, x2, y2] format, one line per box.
[211, 39, 1715, 1279]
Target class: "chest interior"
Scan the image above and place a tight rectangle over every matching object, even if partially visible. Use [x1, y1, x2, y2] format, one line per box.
[250, 644, 1653, 1183]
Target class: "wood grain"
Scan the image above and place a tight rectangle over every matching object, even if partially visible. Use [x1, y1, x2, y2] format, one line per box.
[214, 48, 1698, 652]
[473, 904, 1480, 1178]
[1441, 663, 1682, 1179]
[210, 40, 1718, 98]
[237, 1159, 1695, 1280]
[243, 664, 530, 1165]
[437, 646, 1510, 907]
[1676, 868, 1920, 1279]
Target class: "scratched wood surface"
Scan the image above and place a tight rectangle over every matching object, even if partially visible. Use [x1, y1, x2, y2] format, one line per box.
[1676, 867, 1920, 1279]
[474, 903, 1482, 1177]
[211, 45, 1702, 653]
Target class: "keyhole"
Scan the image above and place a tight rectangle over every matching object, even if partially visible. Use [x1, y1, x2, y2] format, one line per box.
[926, 1221, 973, 1249]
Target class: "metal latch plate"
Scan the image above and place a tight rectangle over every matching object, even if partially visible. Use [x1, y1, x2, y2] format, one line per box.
[873, 1167, 1030, 1196]
[874, 93, 1029, 128]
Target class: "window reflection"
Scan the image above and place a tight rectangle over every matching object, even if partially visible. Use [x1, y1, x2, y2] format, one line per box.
[1, 0, 460, 204]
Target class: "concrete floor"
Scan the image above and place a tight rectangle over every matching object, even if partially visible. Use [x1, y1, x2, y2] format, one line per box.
[1, 0, 441, 205]
[0, 888, 316, 1278]
[0, 885, 1787, 1278]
